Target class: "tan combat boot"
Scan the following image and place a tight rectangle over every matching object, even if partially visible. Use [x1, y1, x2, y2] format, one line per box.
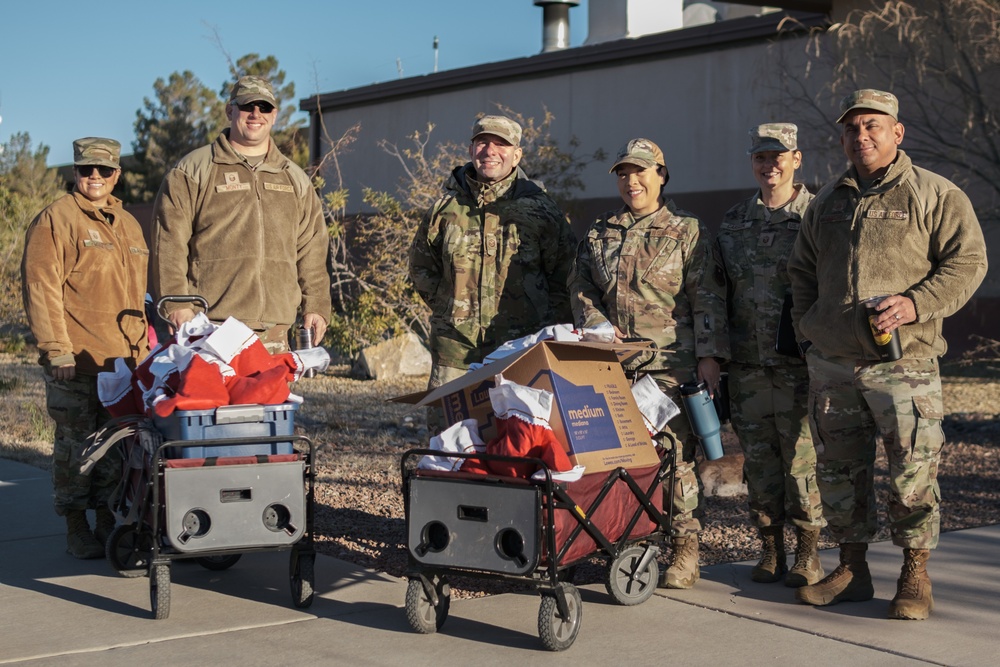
[888, 548, 933, 620]
[751, 525, 788, 583]
[795, 542, 873, 606]
[785, 527, 824, 588]
[660, 535, 700, 589]
[94, 506, 117, 546]
[66, 510, 104, 559]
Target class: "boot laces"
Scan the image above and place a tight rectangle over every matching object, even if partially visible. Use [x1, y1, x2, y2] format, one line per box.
[793, 533, 817, 566]
[758, 542, 779, 569]
[670, 539, 697, 569]
[898, 558, 924, 598]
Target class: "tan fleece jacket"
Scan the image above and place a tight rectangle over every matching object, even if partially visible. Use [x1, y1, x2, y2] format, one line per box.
[151, 130, 331, 329]
[788, 150, 987, 360]
[22, 192, 150, 375]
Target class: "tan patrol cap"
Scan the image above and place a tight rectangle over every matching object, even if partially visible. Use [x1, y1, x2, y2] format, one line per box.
[609, 138, 669, 181]
[836, 89, 898, 123]
[471, 115, 522, 146]
[229, 75, 278, 106]
[747, 123, 797, 154]
[73, 137, 121, 169]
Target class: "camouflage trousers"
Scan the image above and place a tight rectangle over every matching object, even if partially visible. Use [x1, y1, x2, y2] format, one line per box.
[45, 373, 121, 516]
[652, 373, 705, 537]
[806, 350, 944, 549]
[425, 363, 469, 437]
[728, 362, 824, 530]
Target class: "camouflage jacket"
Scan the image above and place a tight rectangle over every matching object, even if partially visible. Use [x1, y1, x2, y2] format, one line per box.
[788, 150, 987, 359]
[22, 192, 150, 375]
[570, 200, 729, 375]
[716, 185, 812, 366]
[409, 164, 576, 368]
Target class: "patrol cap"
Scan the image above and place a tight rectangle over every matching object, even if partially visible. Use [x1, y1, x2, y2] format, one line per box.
[73, 137, 121, 169]
[609, 138, 669, 181]
[229, 75, 278, 107]
[747, 123, 798, 154]
[836, 89, 898, 123]
[471, 115, 522, 146]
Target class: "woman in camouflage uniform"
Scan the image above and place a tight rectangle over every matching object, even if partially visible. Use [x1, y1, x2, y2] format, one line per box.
[571, 138, 729, 589]
[715, 124, 825, 587]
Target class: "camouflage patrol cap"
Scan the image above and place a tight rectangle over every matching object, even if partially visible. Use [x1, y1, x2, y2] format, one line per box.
[229, 75, 278, 107]
[747, 123, 798, 154]
[836, 89, 898, 123]
[471, 115, 522, 146]
[73, 137, 121, 169]
[609, 138, 669, 180]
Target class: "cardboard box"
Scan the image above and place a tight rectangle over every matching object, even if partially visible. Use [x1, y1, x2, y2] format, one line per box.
[397, 341, 660, 474]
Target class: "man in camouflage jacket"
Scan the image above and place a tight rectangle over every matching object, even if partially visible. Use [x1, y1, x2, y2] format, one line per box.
[409, 115, 575, 398]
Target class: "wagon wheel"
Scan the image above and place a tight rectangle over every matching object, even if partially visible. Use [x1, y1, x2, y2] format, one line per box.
[606, 545, 658, 606]
[538, 583, 582, 651]
[106, 524, 153, 578]
[150, 563, 171, 620]
[195, 554, 242, 571]
[289, 548, 315, 608]
[405, 576, 450, 634]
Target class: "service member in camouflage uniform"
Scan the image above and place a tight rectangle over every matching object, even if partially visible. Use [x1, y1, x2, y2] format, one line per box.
[716, 124, 825, 588]
[152, 76, 331, 352]
[409, 115, 576, 415]
[788, 90, 987, 619]
[571, 138, 729, 589]
[22, 138, 150, 559]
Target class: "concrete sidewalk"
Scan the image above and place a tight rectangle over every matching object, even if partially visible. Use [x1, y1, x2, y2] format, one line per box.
[2, 456, 997, 666]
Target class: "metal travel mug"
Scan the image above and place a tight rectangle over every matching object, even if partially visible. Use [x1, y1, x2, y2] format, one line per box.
[863, 296, 903, 362]
[679, 380, 724, 461]
[295, 326, 316, 378]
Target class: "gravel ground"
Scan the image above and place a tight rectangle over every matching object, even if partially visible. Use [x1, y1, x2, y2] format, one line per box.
[298, 365, 1000, 599]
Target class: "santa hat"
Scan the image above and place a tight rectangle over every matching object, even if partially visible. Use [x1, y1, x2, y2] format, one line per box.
[481, 376, 573, 478]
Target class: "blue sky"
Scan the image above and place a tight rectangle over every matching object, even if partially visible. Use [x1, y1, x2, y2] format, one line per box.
[0, 0, 590, 166]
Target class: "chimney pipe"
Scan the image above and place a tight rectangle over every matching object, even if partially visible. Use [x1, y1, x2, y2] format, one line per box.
[534, 0, 580, 53]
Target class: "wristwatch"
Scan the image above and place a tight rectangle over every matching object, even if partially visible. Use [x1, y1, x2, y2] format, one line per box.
[797, 340, 813, 356]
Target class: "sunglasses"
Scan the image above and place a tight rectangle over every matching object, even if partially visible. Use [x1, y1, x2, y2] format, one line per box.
[237, 101, 275, 114]
[76, 165, 116, 178]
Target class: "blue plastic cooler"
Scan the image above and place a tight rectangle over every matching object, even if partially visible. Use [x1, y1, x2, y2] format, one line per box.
[154, 403, 298, 458]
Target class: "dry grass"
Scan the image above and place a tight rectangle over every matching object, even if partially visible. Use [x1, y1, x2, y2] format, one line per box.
[0, 352, 54, 469]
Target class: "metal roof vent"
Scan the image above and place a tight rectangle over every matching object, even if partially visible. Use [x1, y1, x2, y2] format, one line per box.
[534, 0, 580, 52]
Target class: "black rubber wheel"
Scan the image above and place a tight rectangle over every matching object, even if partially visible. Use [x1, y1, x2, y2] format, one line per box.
[405, 576, 450, 634]
[290, 549, 315, 608]
[150, 563, 171, 620]
[106, 524, 152, 578]
[538, 583, 582, 651]
[195, 554, 242, 571]
[606, 545, 658, 606]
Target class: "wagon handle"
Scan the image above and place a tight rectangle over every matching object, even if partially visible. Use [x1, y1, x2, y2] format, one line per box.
[155, 295, 209, 325]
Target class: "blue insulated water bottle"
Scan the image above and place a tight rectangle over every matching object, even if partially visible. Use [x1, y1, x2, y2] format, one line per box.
[679, 381, 724, 461]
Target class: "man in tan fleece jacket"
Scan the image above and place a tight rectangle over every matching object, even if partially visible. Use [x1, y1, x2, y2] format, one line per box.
[151, 75, 330, 352]
[788, 90, 987, 620]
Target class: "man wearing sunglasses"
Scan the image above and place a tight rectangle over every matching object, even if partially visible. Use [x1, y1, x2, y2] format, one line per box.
[151, 75, 330, 352]
[22, 137, 150, 558]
